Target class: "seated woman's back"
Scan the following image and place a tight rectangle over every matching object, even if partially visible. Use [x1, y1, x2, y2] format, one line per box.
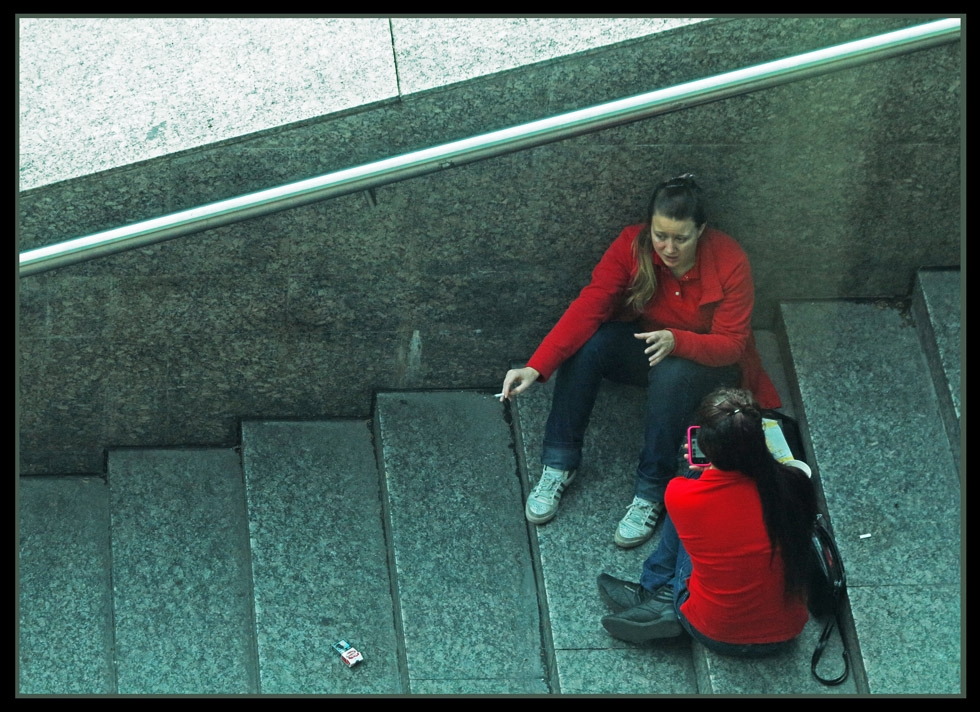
[666, 467, 809, 645]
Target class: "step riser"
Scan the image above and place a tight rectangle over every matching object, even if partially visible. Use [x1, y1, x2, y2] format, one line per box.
[18, 477, 115, 695]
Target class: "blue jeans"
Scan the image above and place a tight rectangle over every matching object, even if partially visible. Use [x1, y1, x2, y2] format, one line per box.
[541, 321, 739, 502]
[640, 511, 793, 658]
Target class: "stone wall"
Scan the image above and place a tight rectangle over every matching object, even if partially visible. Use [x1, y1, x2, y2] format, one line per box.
[18, 17, 961, 474]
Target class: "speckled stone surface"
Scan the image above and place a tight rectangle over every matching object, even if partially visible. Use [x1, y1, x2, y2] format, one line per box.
[847, 584, 961, 695]
[754, 329, 797, 421]
[241, 420, 403, 694]
[107, 448, 258, 694]
[18, 476, 115, 695]
[374, 391, 546, 694]
[694, 618, 854, 695]
[912, 268, 962, 473]
[781, 299, 961, 695]
[18, 17, 960, 477]
[914, 270, 961, 419]
[18, 17, 398, 191]
[390, 17, 705, 95]
[555, 646, 698, 695]
[18, 17, 703, 191]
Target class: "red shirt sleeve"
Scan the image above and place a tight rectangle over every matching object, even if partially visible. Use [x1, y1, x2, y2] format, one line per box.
[526, 225, 641, 381]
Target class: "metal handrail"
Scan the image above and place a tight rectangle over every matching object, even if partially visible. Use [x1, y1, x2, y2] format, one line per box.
[19, 18, 960, 277]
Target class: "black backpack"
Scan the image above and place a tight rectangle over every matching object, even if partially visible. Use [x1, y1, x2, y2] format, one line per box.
[762, 411, 850, 687]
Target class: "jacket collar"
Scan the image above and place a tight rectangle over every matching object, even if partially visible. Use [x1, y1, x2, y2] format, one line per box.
[652, 229, 725, 305]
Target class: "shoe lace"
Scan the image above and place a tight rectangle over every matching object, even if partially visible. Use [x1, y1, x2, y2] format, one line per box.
[623, 498, 656, 528]
[532, 468, 565, 497]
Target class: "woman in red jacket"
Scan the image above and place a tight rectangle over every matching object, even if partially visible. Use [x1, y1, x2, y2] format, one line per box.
[500, 174, 780, 547]
[597, 387, 817, 653]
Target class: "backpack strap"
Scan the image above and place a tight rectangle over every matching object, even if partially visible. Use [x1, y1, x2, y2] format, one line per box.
[811, 615, 850, 686]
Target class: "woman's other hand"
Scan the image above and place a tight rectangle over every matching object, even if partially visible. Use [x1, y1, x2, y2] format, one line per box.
[683, 440, 710, 471]
[635, 330, 676, 367]
[500, 366, 540, 401]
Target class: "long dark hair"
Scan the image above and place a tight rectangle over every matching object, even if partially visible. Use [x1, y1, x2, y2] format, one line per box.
[695, 387, 817, 598]
[626, 173, 708, 313]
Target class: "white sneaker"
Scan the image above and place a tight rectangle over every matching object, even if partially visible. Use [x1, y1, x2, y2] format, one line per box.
[614, 496, 663, 548]
[525, 465, 576, 524]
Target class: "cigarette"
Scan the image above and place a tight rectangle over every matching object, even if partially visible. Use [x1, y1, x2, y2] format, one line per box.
[494, 392, 506, 398]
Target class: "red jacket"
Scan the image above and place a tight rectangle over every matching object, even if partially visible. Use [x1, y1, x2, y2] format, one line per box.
[666, 467, 809, 644]
[526, 224, 781, 409]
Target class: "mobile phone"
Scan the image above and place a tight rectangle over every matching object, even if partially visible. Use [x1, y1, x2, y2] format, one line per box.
[686, 425, 710, 466]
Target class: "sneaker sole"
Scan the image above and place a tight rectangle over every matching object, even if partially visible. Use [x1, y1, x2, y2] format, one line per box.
[601, 613, 682, 643]
[524, 470, 576, 525]
[613, 528, 655, 549]
[525, 505, 558, 525]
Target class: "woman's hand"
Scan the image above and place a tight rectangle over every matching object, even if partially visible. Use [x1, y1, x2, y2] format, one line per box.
[635, 330, 676, 367]
[683, 440, 710, 471]
[500, 366, 540, 401]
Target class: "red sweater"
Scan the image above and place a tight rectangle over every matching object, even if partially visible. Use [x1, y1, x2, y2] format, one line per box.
[526, 224, 780, 409]
[666, 467, 809, 644]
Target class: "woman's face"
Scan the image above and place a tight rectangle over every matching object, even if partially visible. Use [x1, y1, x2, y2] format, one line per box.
[651, 213, 704, 276]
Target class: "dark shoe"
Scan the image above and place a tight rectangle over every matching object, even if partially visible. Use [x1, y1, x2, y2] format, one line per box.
[597, 573, 657, 613]
[601, 586, 682, 643]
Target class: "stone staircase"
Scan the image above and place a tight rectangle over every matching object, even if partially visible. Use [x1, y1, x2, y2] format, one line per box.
[778, 268, 962, 695]
[17, 269, 961, 695]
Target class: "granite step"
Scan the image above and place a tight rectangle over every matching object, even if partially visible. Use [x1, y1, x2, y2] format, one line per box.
[511, 376, 699, 694]
[19, 454, 263, 694]
[240, 419, 402, 694]
[106, 448, 258, 694]
[373, 390, 548, 694]
[17, 476, 115, 695]
[780, 297, 961, 695]
[910, 267, 961, 474]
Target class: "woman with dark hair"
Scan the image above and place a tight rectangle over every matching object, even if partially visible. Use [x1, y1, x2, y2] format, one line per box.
[597, 387, 818, 655]
[500, 174, 780, 547]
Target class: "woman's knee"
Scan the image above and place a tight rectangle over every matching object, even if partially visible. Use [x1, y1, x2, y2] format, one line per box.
[646, 356, 699, 390]
[568, 322, 636, 369]
[647, 357, 737, 394]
